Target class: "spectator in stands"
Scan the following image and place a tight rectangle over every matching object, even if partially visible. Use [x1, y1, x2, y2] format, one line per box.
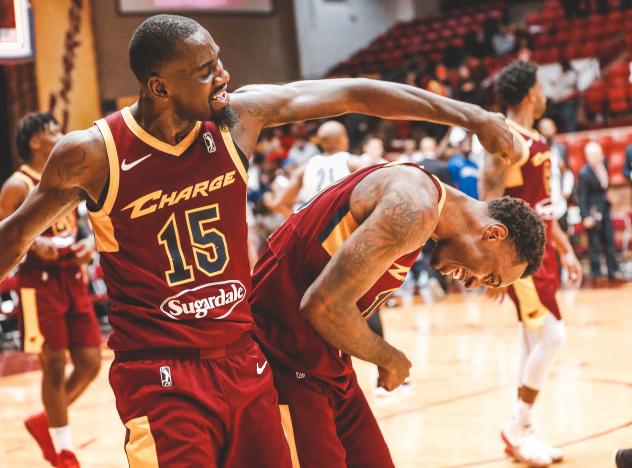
[578, 141, 619, 282]
[455, 65, 479, 104]
[464, 28, 491, 59]
[360, 136, 386, 165]
[397, 138, 418, 162]
[287, 123, 319, 166]
[448, 131, 479, 199]
[426, 64, 451, 97]
[415, 136, 438, 163]
[552, 59, 580, 132]
[624, 143, 632, 184]
[492, 23, 516, 56]
[414, 136, 452, 184]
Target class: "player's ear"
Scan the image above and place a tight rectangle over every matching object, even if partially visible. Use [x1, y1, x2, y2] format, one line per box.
[482, 223, 508, 244]
[29, 134, 41, 153]
[148, 76, 169, 99]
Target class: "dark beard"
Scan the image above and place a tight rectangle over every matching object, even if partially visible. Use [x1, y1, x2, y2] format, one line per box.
[211, 106, 238, 129]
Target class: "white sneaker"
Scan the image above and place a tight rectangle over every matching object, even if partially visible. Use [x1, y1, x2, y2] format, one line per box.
[501, 429, 553, 467]
[530, 435, 563, 463]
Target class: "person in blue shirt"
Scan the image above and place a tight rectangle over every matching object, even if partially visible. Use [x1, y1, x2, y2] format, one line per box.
[448, 131, 480, 199]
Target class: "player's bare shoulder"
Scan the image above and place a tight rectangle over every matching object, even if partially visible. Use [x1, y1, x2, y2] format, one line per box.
[41, 126, 109, 205]
[350, 164, 440, 251]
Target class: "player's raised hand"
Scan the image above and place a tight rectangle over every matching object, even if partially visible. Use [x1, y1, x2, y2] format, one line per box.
[72, 238, 95, 265]
[378, 349, 411, 391]
[473, 112, 525, 165]
[31, 237, 59, 261]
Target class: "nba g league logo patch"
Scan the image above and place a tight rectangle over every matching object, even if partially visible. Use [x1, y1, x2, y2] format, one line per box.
[160, 366, 173, 387]
[203, 132, 216, 153]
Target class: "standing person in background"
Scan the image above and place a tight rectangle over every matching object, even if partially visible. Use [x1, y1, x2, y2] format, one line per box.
[0, 112, 101, 468]
[553, 59, 580, 132]
[578, 141, 619, 283]
[287, 123, 319, 166]
[360, 136, 387, 165]
[265, 121, 364, 211]
[448, 131, 480, 199]
[624, 143, 632, 184]
[480, 60, 582, 468]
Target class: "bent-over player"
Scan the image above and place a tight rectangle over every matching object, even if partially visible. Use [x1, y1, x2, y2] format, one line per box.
[250, 161, 546, 467]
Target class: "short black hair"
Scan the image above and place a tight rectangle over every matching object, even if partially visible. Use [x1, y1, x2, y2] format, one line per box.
[129, 14, 202, 83]
[14, 112, 58, 162]
[487, 196, 546, 278]
[496, 60, 538, 107]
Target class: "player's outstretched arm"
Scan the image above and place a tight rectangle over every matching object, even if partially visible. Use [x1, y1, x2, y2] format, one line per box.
[299, 168, 438, 391]
[0, 128, 107, 281]
[231, 78, 522, 163]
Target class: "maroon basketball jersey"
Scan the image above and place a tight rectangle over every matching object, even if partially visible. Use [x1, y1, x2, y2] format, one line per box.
[88, 107, 251, 351]
[250, 162, 445, 396]
[504, 119, 554, 232]
[12, 165, 78, 269]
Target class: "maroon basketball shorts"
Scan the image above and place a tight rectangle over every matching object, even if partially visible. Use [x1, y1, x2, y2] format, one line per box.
[273, 362, 394, 468]
[109, 336, 292, 468]
[508, 241, 561, 327]
[17, 266, 101, 353]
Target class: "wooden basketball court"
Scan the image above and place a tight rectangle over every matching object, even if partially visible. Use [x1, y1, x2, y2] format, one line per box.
[1, 285, 631, 467]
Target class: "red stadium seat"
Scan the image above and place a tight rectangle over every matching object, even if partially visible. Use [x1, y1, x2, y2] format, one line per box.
[607, 87, 630, 113]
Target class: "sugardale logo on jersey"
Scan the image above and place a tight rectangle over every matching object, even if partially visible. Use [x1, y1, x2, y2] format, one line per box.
[203, 132, 216, 153]
[159, 280, 246, 320]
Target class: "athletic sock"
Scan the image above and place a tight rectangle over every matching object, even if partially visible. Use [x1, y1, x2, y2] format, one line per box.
[513, 398, 533, 428]
[49, 426, 73, 452]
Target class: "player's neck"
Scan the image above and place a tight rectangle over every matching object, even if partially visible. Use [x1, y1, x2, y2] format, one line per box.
[431, 187, 486, 241]
[132, 98, 197, 146]
[506, 106, 535, 132]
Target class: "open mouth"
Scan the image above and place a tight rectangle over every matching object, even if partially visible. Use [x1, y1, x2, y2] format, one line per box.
[210, 83, 228, 104]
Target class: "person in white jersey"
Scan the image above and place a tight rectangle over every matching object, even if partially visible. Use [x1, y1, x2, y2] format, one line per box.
[267, 120, 364, 212]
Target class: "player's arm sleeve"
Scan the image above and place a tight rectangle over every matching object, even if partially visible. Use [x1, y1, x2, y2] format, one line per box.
[299, 172, 437, 367]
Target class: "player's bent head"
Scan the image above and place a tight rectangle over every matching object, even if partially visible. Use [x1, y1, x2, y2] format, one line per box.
[486, 196, 546, 279]
[15, 112, 61, 163]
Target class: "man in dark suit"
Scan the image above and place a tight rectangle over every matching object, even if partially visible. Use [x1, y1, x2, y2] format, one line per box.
[624, 143, 632, 183]
[577, 141, 619, 281]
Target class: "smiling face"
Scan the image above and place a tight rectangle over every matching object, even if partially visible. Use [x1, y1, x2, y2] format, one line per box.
[150, 28, 232, 124]
[430, 224, 527, 289]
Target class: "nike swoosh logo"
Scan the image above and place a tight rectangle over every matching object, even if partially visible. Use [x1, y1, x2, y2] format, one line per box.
[121, 153, 152, 171]
[256, 360, 268, 375]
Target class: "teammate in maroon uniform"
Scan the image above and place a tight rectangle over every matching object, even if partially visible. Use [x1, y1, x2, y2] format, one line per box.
[480, 60, 583, 467]
[250, 161, 546, 467]
[0, 15, 525, 467]
[0, 112, 101, 468]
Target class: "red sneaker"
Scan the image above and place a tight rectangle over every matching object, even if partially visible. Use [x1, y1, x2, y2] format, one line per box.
[57, 450, 80, 468]
[24, 412, 57, 466]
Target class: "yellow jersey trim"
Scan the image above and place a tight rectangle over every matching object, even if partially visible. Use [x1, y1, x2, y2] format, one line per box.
[20, 288, 44, 354]
[506, 118, 540, 140]
[511, 276, 550, 329]
[88, 209, 119, 253]
[279, 405, 301, 468]
[95, 118, 120, 215]
[124, 416, 159, 468]
[321, 210, 359, 257]
[121, 107, 201, 157]
[220, 126, 248, 184]
[19, 164, 41, 182]
[13, 172, 35, 192]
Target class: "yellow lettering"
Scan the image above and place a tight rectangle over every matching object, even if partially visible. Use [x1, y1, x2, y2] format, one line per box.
[532, 151, 551, 167]
[223, 170, 236, 187]
[192, 180, 209, 199]
[159, 191, 179, 209]
[122, 190, 162, 219]
[174, 186, 193, 204]
[208, 175, 224, 191]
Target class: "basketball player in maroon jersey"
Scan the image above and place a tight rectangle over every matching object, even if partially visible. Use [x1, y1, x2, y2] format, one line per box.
[0, 15, 525, 467]
[480, 60, 583, 467]
[0, 112, 101, 468]
[249, 161, 546, 467]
